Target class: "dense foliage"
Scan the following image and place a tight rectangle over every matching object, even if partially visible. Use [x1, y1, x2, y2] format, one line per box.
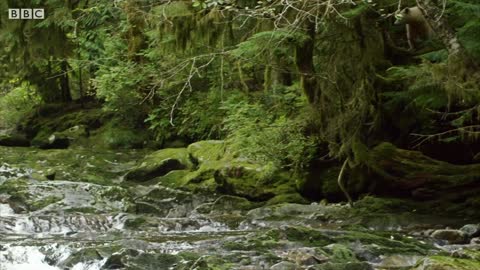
[1, 0, 479, 171]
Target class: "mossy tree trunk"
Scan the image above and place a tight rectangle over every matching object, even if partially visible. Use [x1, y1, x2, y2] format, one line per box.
[124, 0, 147, 63]
[295, 21, 319, 104]
[60, 59, 73, 103]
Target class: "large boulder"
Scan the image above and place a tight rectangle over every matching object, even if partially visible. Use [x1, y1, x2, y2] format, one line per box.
[125, 148, 192, 182]
[125, 140, 305, 203]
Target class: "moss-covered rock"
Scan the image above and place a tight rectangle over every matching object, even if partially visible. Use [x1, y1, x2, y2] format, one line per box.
[125, 148, 192, 182]
[0, 178, 30, 213]
[213, 163, 277, 201]
[125, 140, 306, 202]
[323, 243, 358, 263]
[266, 193, 309, 205]
[413, 256, 480, 270]
[187, 140, 225, 165]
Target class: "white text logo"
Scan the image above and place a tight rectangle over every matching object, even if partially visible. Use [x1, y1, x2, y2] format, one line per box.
[8, 9, 45, 20]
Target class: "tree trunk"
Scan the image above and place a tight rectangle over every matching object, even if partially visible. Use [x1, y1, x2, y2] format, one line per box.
[60, 60, 72, 102]
[295, 21, 319, 104]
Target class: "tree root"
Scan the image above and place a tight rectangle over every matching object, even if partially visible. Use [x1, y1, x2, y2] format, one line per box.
[338, 158, 354, 207]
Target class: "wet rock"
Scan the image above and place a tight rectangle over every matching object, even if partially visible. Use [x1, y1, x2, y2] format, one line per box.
[431, 229, 467, 244]
[375, 254, 423, 269]
[195, 195, 259, 215]
[286, 248, 329, 266]
[125, 148, 192, 182]
[59, 248, 102, 268]
[270, 261, 298, 270]
[0, 134, 30, 147]
[103, 249, 140, 269]
[471, 237, 480, 244]
[103, 253, 125, 269]
[460, 224, 480, 238]
[134, 186, 191, 216]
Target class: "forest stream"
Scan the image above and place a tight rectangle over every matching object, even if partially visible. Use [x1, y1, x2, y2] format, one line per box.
[1, 0, 480, 269]
[1, 145, 479, 270]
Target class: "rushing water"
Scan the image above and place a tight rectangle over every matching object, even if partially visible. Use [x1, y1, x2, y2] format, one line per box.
[0, 146, 479, 270]
[0, 148, 258, 269]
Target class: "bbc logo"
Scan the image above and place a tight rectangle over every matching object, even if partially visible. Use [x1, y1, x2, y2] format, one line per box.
[8, 9, 45, 20]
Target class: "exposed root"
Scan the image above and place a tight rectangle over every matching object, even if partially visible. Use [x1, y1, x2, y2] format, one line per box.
[338, 158, 354, 207]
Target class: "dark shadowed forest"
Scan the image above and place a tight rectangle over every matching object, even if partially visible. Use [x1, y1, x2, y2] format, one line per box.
[0, 0, 480, 269]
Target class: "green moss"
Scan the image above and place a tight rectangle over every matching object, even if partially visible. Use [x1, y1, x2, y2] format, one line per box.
[187, 140, 225, 165]
[183, 163, 218, 184]
[177, 251, 200, 262]
[336, 231, 433, 255]
[99, 186, 131, 201]
[223, 237, 279, 252]
[353, 196, 417, 213]
[283, 226, 333, 247]
[64, 207, 98, 214]
[98, 124, 147, 149]
[0, 179, 31, 208]
[30, 195, 63, 211]
[125, 148, 192, 182]
[323, 244, 358, 263]
[0, 178, 29, 195]
[124, 217, 147, 229]
[266, 193, 308, 205]
[417, 255, 480, 270]
[158, 170, 191, 188]
[60, 248, 103, 268]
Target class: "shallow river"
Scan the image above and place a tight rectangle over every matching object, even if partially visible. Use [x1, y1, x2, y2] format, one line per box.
[0, 146, 479, 270]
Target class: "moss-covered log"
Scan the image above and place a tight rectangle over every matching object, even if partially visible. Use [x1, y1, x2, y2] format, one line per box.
[368, 143, 480, 200]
